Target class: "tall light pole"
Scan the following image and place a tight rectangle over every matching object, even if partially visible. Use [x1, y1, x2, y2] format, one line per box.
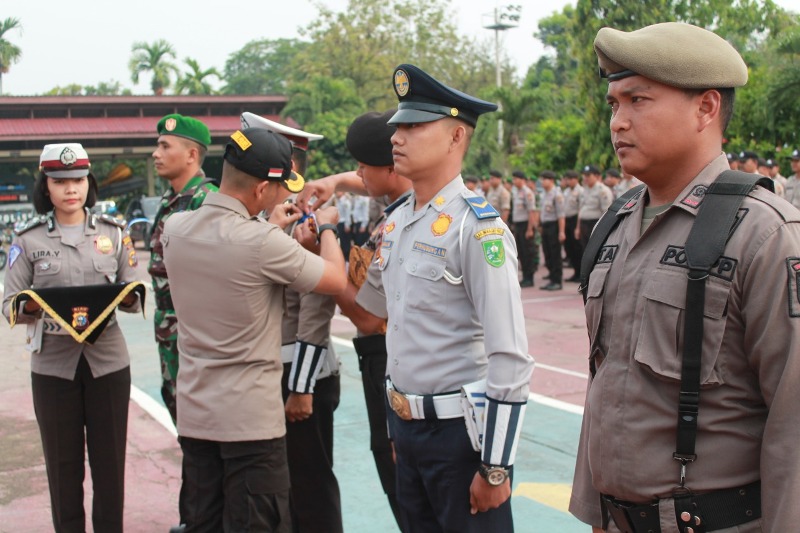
[483, 4, 521, 149]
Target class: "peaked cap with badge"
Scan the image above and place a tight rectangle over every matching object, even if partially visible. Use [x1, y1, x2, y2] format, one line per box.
[224, 127, 305, 193]
[40, 143, 91, 179]
[346, 110, 396, 167]
[240, 112, 323, 152]
[157, 113, 211, 147]
[388, 64, 498, 127]
[594, 22, 748, 89]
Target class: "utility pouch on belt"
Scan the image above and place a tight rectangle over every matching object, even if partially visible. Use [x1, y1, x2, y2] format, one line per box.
[26, 319, 44, 354]
[460, 378, 487, 452]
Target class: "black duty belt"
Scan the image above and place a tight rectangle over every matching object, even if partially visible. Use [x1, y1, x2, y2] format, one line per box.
[602, 480, 761, 533]
[352, 334, 387, 371]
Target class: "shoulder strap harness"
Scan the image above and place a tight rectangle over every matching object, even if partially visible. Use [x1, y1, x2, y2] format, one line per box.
[580, 170, 774, 490]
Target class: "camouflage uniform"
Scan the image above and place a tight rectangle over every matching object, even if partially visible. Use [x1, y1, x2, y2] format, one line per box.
[148, 174, 217, 423]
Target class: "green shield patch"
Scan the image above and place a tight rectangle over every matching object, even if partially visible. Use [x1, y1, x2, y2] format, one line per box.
[482, 239, 505, 267]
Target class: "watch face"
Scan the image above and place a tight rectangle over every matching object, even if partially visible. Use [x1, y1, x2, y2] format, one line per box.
[487, 468, 508, 486]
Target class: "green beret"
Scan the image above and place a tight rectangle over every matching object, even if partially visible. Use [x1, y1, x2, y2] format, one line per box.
[594, 22, 747, 89]
[156, 114, 211, 147]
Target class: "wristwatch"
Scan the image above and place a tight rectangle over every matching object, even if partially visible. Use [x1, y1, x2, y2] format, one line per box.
[316, 223, 339, 242]
[478, 463, 509, 486]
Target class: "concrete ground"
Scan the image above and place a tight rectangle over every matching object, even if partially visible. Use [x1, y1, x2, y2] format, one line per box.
[0, 250, 591, 532]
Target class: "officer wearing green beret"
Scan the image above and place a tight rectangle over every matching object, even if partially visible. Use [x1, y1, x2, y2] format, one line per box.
[148, 113, 218, 425]
[569, 22, 800, 532]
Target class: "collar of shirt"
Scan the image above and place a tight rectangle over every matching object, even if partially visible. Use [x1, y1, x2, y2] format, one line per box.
[201, 191, 251, 219]
[45, 207, 99, 239]
[406, 174, 464, 220]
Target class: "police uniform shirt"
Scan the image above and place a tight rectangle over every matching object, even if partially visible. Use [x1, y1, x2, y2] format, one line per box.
[162, 192, 325, 442]
[539, 188, 565, 223]
[564, 184, 584, 217]
[785, 174, 800, 210]
[485, 184, 511, 214]
[569, 155, 800, 528]
[613, 177, 642, 199]
[511, 184, 537, 223]
[579, 182, 614, 220]
[1, 210, 141, 380]
[379, 176, 532, 401]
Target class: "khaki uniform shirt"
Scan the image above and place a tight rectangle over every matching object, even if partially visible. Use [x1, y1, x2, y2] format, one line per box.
[485, 184, 511, 215]
[539, 188, 565, 223]
[511, 185, 537, 223]
[163, 192, 324, 442]
[613, 177, 642, 199]
[2, 210, 141, 379]
[569, 155, 800, 531]
[564, 184, 583, 217]
[379, 176, 533, 402]
[579, 182, 614, 221]
[784, 174, 800, 211]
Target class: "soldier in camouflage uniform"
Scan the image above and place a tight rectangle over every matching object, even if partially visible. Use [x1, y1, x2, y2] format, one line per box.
[148, 114, 217, 424]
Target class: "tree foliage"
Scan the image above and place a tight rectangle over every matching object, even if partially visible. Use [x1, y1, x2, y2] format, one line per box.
[0, 17, 22, 95]
[222, 39, 307, 95]
[129, 39, 179, 95]
[46, 81, 131, 96]
[175, 58, 220, 95]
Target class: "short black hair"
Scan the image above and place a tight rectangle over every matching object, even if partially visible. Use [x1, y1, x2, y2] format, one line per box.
[489, 170, 502, 178]
[685, 88, 736, 133]
[512, 170, 527, 180]
[33, 171, 98, 214]
[564, 170, 579, 179]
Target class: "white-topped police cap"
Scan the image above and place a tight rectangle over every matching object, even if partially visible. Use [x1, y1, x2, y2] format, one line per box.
[240, 112, 323, 151]
[39, 143, 91, 178]
[388, 64, 498, 127]
[594, 22, 748, 89]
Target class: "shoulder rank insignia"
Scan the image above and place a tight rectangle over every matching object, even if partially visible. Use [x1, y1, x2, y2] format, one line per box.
[98, 213, 126, 228]
[15, 216, 47, 235]
[464, 196, 500, 220]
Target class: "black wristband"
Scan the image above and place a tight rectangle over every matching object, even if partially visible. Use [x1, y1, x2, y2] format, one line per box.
[317, 223, 339, 241]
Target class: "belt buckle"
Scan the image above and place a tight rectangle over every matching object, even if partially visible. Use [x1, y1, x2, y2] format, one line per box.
[388, 389, 412, 421]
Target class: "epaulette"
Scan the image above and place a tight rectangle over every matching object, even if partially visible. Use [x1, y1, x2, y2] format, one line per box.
[15, 215, 47, 235]
[97, 213, 126, 228]
[384, 192, 411, 216]
[464, 196, 500, 220]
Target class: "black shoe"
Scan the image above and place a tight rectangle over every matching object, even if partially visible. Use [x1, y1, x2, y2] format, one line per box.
[169, 526, 186, 533]
[520, 279, 534, 288]
[542, 274, 551, 281]
[541, 282, 562, 291]
[565, 275, 581, 283]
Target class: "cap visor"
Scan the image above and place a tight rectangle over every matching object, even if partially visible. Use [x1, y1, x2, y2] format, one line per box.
[282, 171, 305, 193]
[45, 169, 90, 178]
[387, 108, 446, 125]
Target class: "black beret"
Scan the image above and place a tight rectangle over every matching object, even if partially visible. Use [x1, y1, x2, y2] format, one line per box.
[346, 110, 396, 167]
[489, 170, 502, 178]
[539, 170, 557, 180]
[726, 152, 739, 162]
[605, 168, 621, 178]
[464, 175, 479, 184]
[512, 170, 527, 179]
[582, 164, 602, 175]
[739, 151, 758, 161]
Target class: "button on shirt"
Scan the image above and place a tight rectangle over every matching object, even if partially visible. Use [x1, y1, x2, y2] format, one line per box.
[379, 176, 532, 402]
[569, 155, 800, 530]
[163, 192, 325, 442]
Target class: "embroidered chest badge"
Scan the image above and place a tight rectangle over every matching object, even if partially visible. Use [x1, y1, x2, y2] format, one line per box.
[788, 258, 800, 318]
[431, 213, 452, 236]
[482, 239, 505, 267]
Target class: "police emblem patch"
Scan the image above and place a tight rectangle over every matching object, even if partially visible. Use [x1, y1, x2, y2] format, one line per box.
[165, 117, 177, 131]
[788, 258, 800, 318]
[72, 307, 90, 329]
[431, 213, 452, 236]
[60, 147, 77, 167]
[95, 235, 113, 254]
[394, 69, 410, 97]
[384, 221, 395, 234]
[128, 249, 138, 267]
[482, 239, 505, 267]
[681, 185, 707, 208]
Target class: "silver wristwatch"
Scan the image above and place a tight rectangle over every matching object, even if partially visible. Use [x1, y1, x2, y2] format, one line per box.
[478, 463, 509, 486]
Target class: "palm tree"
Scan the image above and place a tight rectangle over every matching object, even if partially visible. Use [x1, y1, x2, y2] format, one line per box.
[0, 17, 23, 95]
[129, 39, 179, 95]
[174, 58, 220, 95]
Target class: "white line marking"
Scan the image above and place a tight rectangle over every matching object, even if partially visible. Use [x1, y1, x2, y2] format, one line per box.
[535, 362, 587, 379]
[130, 385, 177, 437]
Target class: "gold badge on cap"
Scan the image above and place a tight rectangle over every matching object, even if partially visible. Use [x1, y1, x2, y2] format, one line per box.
[95, 236, 113, 254]
[231, 130, 252, 151]
[394, 69, 410, 97]
[450, 108, 459, 117]
[165, 118, 177, 131]
[431, 213, 452, 236]
[60, 147, 77, 167]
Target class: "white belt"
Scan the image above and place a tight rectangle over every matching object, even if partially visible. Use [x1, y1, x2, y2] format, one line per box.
[386, 379, 463, 420]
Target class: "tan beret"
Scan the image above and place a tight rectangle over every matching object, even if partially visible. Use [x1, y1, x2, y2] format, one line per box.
[594, 22, 747, 89]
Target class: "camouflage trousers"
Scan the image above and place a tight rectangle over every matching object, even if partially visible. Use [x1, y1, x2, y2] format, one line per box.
[154, 309, 179, 425]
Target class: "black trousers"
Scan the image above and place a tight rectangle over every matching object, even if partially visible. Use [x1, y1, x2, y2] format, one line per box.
[579, 218, 599, 252]
[513, 222, 536, 281]
[388, 411, 514, 533]
[353, 335, 404, 529]
[31, 356, 130, 533]
[281, 366, 343, 533]
[541, 221, 563, 284]
[563, 215, 583, 274]
[180, 436, 292, 533]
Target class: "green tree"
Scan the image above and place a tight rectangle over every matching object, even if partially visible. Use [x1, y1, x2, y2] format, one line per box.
[222, 39, 307, 95]
[46, 80, 130, 96]
[175, 58, 220, 95]
[129, 39, 179, 95]
[0, 17, 22, 95]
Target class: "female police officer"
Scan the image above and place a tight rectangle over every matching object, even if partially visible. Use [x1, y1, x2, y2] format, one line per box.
[2, 143, 141, 533]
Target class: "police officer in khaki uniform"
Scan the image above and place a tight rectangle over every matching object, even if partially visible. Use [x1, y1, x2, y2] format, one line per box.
[562, 170, 584, 281]
[538, 170, 565, 291]
[510, 170, 538, 287]
[2, 143, 142, 533]
[382, 64, 534, 532]
[485, 169, 511, 222]
[785, 148, 800, 210]
[162, 127, 346, 532]
[575, 164, 613, 250]
[241, 111, 344, 533]
[569, 22, 800, 532]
